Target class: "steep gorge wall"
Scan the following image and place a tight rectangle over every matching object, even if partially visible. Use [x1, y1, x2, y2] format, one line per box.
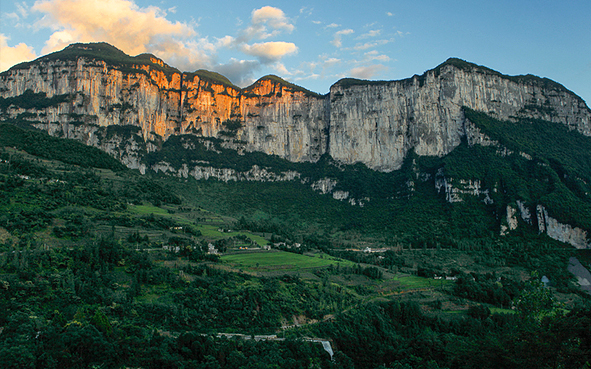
[328, 64, 591, 171]
[1, 58, 183, 139]
[1, 51, 590, 172]
[0, 56, 329, 164]
[179, 76, 329, 163]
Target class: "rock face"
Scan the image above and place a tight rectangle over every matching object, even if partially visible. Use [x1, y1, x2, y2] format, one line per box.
[1, 43, 590, 172]
[536, 205, 590, 249]
[328, 66, 590, 171]
[2, 43, 591, 248]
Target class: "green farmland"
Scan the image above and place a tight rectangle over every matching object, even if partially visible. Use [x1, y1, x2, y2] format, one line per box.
[221, 251, 355, 272]
[391, 275, 453, 289]
[198, 224, 269, 246]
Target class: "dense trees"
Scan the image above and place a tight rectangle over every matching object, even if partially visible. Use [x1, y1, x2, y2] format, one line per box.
[1, 117, 591, 367]
[309, 300, 591, 369]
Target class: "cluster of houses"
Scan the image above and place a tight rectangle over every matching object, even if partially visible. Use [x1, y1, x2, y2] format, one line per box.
[161, 242, 220, 255]
[433, 275, 458, 281]
[10, 173, 67, 183]
[273, 241, 300, 249]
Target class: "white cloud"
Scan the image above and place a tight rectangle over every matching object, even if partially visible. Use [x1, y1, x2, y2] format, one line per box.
[252, 6, 294, 32]
[350, 39, 391, 51]
[241, 42, 298, 63]
[214, 58, 260, 87]
[386, 12, 393, 16]
[273, 62, 291, 76]
[223, 6, 298, 65]
[240, 6, 294, 41]
[159, 38, 218, 71]
[324, 57, 341, 66]
[357, 30, 381, 39]
[32, 0, 199, 58]
[13, 2, 30, 19]
[4, 2, 31, 27]
[216, 35, 236, 48]
[363, 50, 390, 62]
[0, 34, 37, 72]
[336, 29, 354, 36]
[332, 29, 354, 47]
[325, 23, 340, 29]
[299, 6, 313, 16]
[348, 64, 387, 79]
[5, 13, 20, 22]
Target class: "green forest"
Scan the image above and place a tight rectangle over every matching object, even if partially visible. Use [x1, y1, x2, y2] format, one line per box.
[1, 114, 591, 368]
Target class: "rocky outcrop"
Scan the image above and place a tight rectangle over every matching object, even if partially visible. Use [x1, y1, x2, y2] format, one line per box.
[1, 43, 589, 173]
[311, 178, 338, 195]
[2, 43, 591, 246]
[151, 161, 301, 182]
[501, 205, 519, 236]
[536, 205, 589, 249]
[498, 202, 590, 249]
[434, 169, 493, 204]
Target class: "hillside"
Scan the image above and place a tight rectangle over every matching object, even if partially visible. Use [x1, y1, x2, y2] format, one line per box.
[2, 42, 591, 367]
[1, 120, 591, 368]
[1, 43, 591, 248]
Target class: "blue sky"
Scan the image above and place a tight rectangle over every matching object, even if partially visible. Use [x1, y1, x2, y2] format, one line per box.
[1, 0, 590, 104]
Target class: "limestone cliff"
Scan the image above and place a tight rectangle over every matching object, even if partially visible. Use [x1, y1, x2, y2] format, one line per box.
[1, 43, 589, 173]
[0, 43, 328, 165]
[328, 62, 590, 171]
[2, 42, 591, 248]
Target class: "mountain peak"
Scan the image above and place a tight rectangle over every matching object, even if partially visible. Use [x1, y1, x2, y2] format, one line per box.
[431, 57, 581, 101]
[6, 42, 180, 76]
[188, 69, 240, 90]
[243, 74, 323, 97]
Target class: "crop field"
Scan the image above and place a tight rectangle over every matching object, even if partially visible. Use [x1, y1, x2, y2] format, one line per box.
[221, 251, 355, 272]
[489, 307, 516, 314]
[197, 224, 269, 246]
[128, 204, 171, 216]
[391, 275, 454, 289]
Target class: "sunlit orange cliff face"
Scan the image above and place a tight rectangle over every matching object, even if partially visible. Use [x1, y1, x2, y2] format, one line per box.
[1, 45, 589, 171]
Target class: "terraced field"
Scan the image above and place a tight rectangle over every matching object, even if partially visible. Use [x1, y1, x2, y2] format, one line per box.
[221, 251, 355, 272]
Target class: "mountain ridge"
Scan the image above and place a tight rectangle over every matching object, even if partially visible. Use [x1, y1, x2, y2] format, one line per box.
[4, 43, 588, 104]
[2, 42, 590, 174]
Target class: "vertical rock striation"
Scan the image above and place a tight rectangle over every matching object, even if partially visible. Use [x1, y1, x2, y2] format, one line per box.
[1, 43, 590, 173]
[327, 63, 590, 170]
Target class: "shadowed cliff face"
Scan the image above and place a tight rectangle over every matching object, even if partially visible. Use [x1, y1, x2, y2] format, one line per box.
[2, 44, 591, 248]
[180, 76, 329, 163]
[328, 64, 591, 171]
[1, 44, 590, 172]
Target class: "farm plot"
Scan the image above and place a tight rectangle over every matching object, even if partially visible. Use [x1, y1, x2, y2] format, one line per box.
[198, 224, 268, 246]
[222, 251, 354, 272]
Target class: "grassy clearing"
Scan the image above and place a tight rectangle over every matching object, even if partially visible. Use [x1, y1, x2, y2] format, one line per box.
[128, 204, 170, 216]
[490, 307, 516, 314]
[136, 293, 160, 303]
[222, 251, 354, 272]
[391, 275, 453, 289]
[198, 224, 269, 246]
